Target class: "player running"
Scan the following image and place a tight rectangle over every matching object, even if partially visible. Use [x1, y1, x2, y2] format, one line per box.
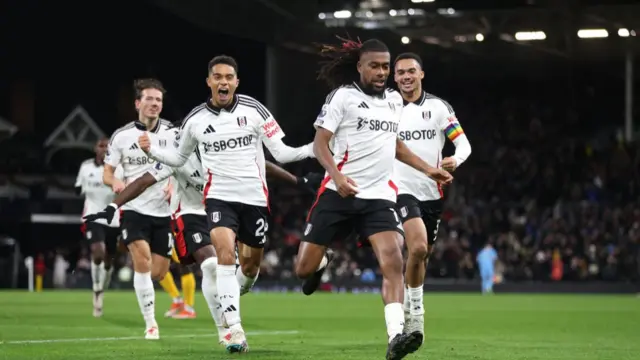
[75, 138, 122, 317]
[102, 78, 175, 339]
[295, 37, 453, 360]
[139, 55, 316, 352]
[393, 52, 471, 344]
[87, 125, 321, 345]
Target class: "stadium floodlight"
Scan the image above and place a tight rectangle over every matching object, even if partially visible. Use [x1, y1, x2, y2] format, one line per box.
[412, 0, 435, 3]
[514, 31, 546, 41]
[401, 36, 411, 44]
[475, 33, 484, 42]
[618, 28, 630, 37]
[333, 10, 352, 19]
[577, 29, 608, 38]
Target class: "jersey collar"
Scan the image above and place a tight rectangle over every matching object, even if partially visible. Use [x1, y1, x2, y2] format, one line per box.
[352, 81, 386, 99]
[205, 95, 239, 115]
[403, 91, 426, 106]
[134, 119, 162, 133]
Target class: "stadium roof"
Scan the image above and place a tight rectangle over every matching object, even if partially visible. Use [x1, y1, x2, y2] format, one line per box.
[150, 0, 640, 61]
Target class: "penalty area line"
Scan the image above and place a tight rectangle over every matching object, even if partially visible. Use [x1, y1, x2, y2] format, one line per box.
[0, 330, 300, 345]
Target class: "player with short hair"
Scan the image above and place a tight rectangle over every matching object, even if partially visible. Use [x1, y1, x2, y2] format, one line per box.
[295, 37, 453, 360]
[392, 52, 472, 349]
[75, 138, 122, 317]
[138, 55, 316, 352]
[102, 78, 175, 340]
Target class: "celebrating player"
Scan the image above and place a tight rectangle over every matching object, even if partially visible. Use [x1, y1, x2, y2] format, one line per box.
[393, 52, 471, 344]
[294, 37, 453, 360]
[102, 78, 175, 339]
[139, 55, 315, 352]
[75, 138, 122, 317]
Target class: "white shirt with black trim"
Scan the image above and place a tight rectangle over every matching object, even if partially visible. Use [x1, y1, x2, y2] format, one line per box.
[314, 82, 404, 203]
[147, 130, 206, 218]
[147, 95, 314, 207]
[394, 91, 471, 201]
[105, 119, 174, 217]
[75, 159, 124, 227]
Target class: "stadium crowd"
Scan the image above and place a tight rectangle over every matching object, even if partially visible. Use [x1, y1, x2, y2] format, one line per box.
[5, 86, 640, 287]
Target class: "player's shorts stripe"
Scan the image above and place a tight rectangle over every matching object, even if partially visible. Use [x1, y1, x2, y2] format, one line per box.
[180, 104, 206, 130]
[108, 123, 135, 145]
[175, 216, 188, 257]
[306, 148, 349, 222]
[238, 98, 271, 120]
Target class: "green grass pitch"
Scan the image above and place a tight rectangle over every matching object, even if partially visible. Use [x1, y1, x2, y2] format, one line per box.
[0, 291, 638, 359]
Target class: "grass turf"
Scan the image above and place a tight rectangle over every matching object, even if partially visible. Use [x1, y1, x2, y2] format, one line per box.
[0, 291, 637, 359]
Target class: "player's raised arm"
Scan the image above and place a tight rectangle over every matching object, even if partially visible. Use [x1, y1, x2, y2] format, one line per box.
[141, 124, 195, 167]
[395, 138, 453, 185]
[256, 104, 314, 163]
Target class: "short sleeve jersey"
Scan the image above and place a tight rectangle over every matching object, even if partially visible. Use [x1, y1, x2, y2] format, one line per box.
[147, 130, 207, 218]
[394, 92, 460, 201]
[75, 159, 123, 227]
[105, 119, 174, 217]
[177, 95, 286, 207]
[313, 82, 404, 203]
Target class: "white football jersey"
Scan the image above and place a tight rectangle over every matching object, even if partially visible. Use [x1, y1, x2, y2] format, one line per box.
[147, 132, 206, 217]
[105, 119, 174, 217]
[394, 92, 463, 201]
[314, 82, 404, 203]
[148, 95, 313, 207]
[75, 159, 124, 227]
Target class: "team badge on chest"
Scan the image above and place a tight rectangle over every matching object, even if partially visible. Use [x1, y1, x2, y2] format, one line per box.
[422, 111, 431, 121]
[237, 116, 247, 128]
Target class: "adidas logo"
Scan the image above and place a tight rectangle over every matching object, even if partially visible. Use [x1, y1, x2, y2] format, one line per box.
[203, 125, 215, 134]
[357, 102, 369, 109]
[129, 143, 139, 150]
[224, 305, 237, 313]
[190, 170, 201, 178]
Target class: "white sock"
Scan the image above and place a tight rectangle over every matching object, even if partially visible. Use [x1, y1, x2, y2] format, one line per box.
[103, 266, 114, 290]
[408, 286, 424, 316]
[403, 285, 410, 314]
[384, 303, 404, 342]
[200, 257, 227, 338]
[236, 268, 259, 295]
[217, 264, 242, 330]
[316, 255, 328, 271]
[133, 271, 157, 328]
[91, 262, 105, 292]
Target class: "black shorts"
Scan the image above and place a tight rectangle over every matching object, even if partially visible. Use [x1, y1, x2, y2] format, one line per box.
[120, 210, 173, 258]
[396, 195, 443, 245]
[205, 199, 269, 248]
[173, 214, 211, 265]
[303, 189, 404, 247]
[83, 222, 119, 254]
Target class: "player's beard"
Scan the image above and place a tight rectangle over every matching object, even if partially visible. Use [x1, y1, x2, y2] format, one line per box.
[362, 81, 386, 96]
[139, 115, 159, 129]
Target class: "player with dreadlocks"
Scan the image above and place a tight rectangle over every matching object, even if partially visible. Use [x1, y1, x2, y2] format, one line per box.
[295, 36, 453, 360]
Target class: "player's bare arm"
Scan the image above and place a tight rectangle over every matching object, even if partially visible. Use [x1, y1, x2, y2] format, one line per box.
[395, 138, 453, 185]
[103, 164, 125, 193]
[264, 161, 323, 194]
[265, 161, 297, 183]
[313, 128, 358, 197]
[140, 128, 195, 167]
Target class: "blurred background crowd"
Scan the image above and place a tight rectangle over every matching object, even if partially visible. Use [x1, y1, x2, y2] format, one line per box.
[0, 0, 639, 289]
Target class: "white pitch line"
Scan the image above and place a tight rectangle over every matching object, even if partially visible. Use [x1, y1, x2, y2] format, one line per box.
[0, 330, 299, 345]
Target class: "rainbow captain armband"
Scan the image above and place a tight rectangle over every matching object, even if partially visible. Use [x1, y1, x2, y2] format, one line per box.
[444, 118, 464, 141]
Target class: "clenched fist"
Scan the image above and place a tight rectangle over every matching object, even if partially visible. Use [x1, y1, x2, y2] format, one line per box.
[138, 132, 150, 153]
